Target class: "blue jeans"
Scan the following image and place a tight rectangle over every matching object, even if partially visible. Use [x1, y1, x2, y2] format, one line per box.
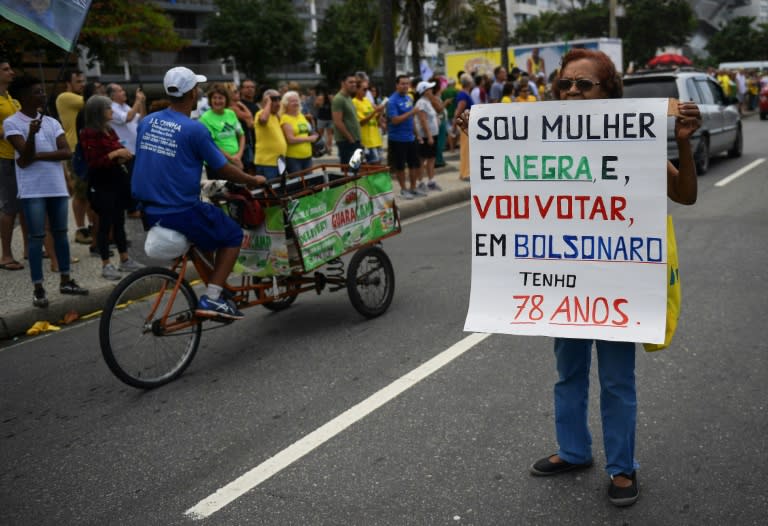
[285, 157, 312, 174]
[22, 196, 71, 284]
[253, 164, 280, 179]
[553, 338, 639, 476]
[364, 147, 382, 164]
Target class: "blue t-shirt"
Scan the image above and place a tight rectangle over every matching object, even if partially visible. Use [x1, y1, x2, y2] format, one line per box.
[455, 90, 473, 114]
[386, 92, 415, 142]
[132, 108, 227, 214]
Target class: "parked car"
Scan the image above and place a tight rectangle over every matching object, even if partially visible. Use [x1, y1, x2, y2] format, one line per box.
[760, 84, 768, 120]
[622, 68, 742, 174]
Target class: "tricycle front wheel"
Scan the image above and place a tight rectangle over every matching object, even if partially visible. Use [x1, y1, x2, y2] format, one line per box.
[99, 267, 201, 389]
[346, 246, 395, 318]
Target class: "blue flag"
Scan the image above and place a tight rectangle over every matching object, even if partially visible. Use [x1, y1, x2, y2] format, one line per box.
[420, 59, 433, 82]
[0, 0, 93, 52]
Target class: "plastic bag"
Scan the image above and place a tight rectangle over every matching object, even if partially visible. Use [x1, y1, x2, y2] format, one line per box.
[644, 215, 681, 352]
[144, 225, 191, 260]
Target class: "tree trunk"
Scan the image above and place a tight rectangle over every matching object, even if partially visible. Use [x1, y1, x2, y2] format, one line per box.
[499, 0, 509, 70]
[408, 0, 424, 77]
[381, 0, 396, 95]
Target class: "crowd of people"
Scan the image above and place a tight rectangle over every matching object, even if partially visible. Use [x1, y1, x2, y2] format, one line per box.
[709, 66, 767, 114]
[2, 54, 765, 309]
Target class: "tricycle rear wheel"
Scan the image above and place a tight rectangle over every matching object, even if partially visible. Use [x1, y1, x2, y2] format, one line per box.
[347, 246, 395, 318]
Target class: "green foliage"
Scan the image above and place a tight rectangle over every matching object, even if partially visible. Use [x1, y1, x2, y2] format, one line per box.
[314, 0, 380, 86]
[510, 11, 561, 45]
[619, 0, 696, 66]
[512, 3, 607, 44]
[507, 0, 696, 68]
[204, 0, 306, 82]
[705, 17, 767, 64]
[0, 1, 185, 67]
[81, 1, 186, 66]
[561, 3, 609, 40]
[435, 0, 500, 49]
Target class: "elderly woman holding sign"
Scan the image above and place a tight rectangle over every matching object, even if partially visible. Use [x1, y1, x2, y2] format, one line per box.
[457, 48, 701, 507]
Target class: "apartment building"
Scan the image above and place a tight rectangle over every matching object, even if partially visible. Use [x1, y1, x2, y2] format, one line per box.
[94, 0, 332, 85]
[86, 0, 767, 86]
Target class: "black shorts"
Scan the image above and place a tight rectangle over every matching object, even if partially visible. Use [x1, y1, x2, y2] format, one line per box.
[419, 137, 438, 159]
[389, 140, 420, 170]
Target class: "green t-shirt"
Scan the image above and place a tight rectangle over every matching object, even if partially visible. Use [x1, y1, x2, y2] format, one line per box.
[441, 87, 458, 120]
[331, 92, 361, 143]
[199, 108, 243, 156]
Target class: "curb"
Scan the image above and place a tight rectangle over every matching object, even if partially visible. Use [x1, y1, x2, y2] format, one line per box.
[0, 289, 114, 342]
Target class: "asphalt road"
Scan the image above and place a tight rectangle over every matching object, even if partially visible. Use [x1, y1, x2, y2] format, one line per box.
[1, 118, 767, 525]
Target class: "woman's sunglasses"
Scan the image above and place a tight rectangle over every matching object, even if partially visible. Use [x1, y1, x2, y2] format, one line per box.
[557, 78, 600, 91]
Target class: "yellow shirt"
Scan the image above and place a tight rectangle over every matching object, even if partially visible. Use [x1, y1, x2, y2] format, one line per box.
[352, 96, 382, 149]
[254, 109, 287, 166]
[279, 112, 312, 159]
[747, 78, 759, 96]
[717, 74, 732, 97]
[0, 92, 21, 159]
[500, 95, 513, 104]
[55, 91, 84, 150]
[516, 95, 537, 103]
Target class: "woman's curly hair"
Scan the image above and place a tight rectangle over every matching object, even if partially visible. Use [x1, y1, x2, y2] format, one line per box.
[552, 48, 623, 100]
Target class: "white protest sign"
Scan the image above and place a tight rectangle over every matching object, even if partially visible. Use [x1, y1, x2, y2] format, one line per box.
[464, 99, 669, 343]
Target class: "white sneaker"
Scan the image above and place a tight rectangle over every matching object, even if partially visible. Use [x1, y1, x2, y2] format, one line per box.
[102, 263, 122, 281]
[412, 185, 428, 197]
[119, 258, 144, 272]
[400, 189, 415, 200]
[427, 181, 442, 191]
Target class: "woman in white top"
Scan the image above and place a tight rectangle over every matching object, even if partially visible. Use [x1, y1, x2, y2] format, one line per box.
[4, 76, 88, 307]
[414, 81, 442, 192]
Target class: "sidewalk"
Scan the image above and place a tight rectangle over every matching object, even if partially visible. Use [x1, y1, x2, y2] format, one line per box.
[0, 152, 469, 340]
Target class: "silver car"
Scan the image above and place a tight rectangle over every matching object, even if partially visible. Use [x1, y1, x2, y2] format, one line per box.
[622, 69, 742, 173]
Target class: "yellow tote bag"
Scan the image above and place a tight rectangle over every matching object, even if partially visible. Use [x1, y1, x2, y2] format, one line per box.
[644, 215, 681, 352]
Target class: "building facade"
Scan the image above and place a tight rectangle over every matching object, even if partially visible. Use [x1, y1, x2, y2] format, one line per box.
[85, 0, 767, 88]
[93, 0, 334, 86]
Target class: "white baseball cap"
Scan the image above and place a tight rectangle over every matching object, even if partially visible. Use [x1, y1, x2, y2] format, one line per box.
[163, 66, 207, 96]
[416, 80, 436, 94]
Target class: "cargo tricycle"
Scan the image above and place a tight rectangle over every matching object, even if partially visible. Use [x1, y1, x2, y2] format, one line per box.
[99, 155, 400, 388]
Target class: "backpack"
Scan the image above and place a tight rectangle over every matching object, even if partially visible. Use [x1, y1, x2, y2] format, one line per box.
[71, 142, 89, 181]
[223, 187, 264, 228]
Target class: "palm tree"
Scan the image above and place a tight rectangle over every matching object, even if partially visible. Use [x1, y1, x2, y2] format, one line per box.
[498, 0, 509, 70]
[399, 0, 462, 75]
[380, 0, 396, 94]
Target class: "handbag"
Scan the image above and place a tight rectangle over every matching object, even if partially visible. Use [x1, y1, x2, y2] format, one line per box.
[644, 215, 681, 352]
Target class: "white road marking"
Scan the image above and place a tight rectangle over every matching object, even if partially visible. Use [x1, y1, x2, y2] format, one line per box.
[184, 331, 491, 520]
[714, 158, 765, 187]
